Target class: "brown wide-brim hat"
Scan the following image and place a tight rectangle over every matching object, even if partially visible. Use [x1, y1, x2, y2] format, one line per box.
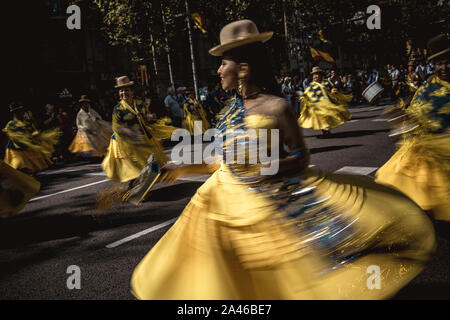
[115, 76, 134, 88]
[311, 67, 324, 75]
[427, 33, 450, 62]
[78, 95, 91, 103]
[209, 19, 273, 57]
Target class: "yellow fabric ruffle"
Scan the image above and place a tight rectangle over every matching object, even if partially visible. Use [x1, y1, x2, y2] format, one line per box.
[131, 166, 435, 300]
[0, 160, 40, 218]
[298, 98, 352, 130]
[298, 83, 352, 130]
[4, 148, 52, 173]
[375, 134, 450, 221]
[102, 136, 169, 183]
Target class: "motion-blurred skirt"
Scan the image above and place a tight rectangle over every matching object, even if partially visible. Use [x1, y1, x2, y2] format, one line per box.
[131, 165, 435, 299]
[0, 160, 40, 218]
[4, 148, 52, 173]
[298, 102, 351, 130]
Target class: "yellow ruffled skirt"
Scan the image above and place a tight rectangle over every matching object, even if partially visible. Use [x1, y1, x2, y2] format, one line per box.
[0, 161, 40, 218]
[376, 137, 450, 221]
[102, 137, 168, 183]
[4, 149, 52, 173]
[183, 113, 210, 135]
[298, 100, 351, 130]
[131, 166, 435, 299]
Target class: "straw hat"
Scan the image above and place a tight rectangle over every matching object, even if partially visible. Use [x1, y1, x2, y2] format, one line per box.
[115, 76, 134, 88]
[407, 60, 415, 67]
[208, 20, 273, 56]
[9, 102, 24, 113]
[78, 95, 91, 103]
[427, 33, 450, 62]
[311, 66, 324, 75]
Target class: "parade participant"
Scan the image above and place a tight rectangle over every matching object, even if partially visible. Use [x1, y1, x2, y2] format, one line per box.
[3, 103, 60, 173]
[376, 33, 450, 221]
[68, 95, 112, 157]
[102, 76, 175, 184]
[164, 87, 183, 128]
[0, 160, 40, 218]
[182, 87, 210, 135]
[396, 61, 421, 109]
[297, 66, 352, 136]
[131, 20, 435, 300]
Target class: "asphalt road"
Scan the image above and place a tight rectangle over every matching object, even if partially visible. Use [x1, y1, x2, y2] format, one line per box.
[1, 100, 449, 300]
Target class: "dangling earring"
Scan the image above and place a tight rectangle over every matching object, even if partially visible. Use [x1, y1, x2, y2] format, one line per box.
[238, 79, 243, 96]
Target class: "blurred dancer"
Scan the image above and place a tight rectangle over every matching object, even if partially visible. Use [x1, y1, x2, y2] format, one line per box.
[3, 103, 60, 173]
[99, 76, 176, 207]
[376, 34, 450, 221]
[298, 67, 351, 136]
[182, 87, 210, 135]
[69, 95, 112, 157]
[0, 160, 40, 218]
[131, 20, 435, 300]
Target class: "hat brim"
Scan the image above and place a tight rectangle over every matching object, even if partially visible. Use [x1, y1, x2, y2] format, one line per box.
[428, 48, 450, 62]
[79, 99, 91, 103]
[208, 32, 274, 56]
[10, 106, 24, 112]
[311, 70, 324, 75]
[115, 81, 134, 89]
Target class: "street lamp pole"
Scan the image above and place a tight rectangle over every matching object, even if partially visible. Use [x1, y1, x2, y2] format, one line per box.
[161, 5, 175, 91]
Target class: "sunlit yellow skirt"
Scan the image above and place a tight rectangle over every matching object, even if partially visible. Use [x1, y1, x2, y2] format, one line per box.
[131, 166, 435, 300]
[376, 145, 450, 221]
[0, 161, 40, 218]
[298, 103, 351, 130]
[102, 137, 168, 183]
[4, 148, 52, 173]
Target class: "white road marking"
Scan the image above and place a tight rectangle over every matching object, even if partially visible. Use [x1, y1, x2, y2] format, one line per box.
[372, 118, 388, 122]
[368, 107, 385, 111]
[334, 166, 378, 175]
[105, 217, 178, 248]
[30, 179, 109, 202]
[347, 120, 359, 123]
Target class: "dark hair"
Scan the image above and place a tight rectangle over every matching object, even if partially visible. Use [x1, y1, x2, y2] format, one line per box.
[223, 42, 282, 97]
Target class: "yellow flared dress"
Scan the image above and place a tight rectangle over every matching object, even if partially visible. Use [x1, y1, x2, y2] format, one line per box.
[131, 95, 435, 300]
[69, 108, 112, 157]
[376, 75, 450, 221]
[298, 82, 351, 130]
[102, 100, 176, 183]
[0, 160, 40, 218]
[3, 118, 60, 173]
[183, 97, 210, 135]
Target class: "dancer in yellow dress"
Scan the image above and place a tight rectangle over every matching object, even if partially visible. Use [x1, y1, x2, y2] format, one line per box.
[102, 76, 176, 183]
[3, 103, 60, 173]
[376, 34, 450, 221]
[298, 67, 351, 136]
[131, 20, 435, 300]
[182, 87, 210, 135]
[69, 95, 112, 157]
[0, 160, 40, 218]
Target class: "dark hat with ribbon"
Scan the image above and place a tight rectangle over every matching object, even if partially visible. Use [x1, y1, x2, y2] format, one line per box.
[427, 33, 450, 62]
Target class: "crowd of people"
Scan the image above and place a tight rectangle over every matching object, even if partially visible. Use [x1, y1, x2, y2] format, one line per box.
[0, 19, 448, 300]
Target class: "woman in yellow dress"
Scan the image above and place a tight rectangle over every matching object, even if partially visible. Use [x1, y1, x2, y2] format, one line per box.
[298, 67, 352, 137]
[69, 95, 112, 157]
[376, 34, 450, 222]
[131, 20, 435, 300]
[182, 87, 210, 135]
[0, 160, 40, 218]
[3, 103, 60, 173]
